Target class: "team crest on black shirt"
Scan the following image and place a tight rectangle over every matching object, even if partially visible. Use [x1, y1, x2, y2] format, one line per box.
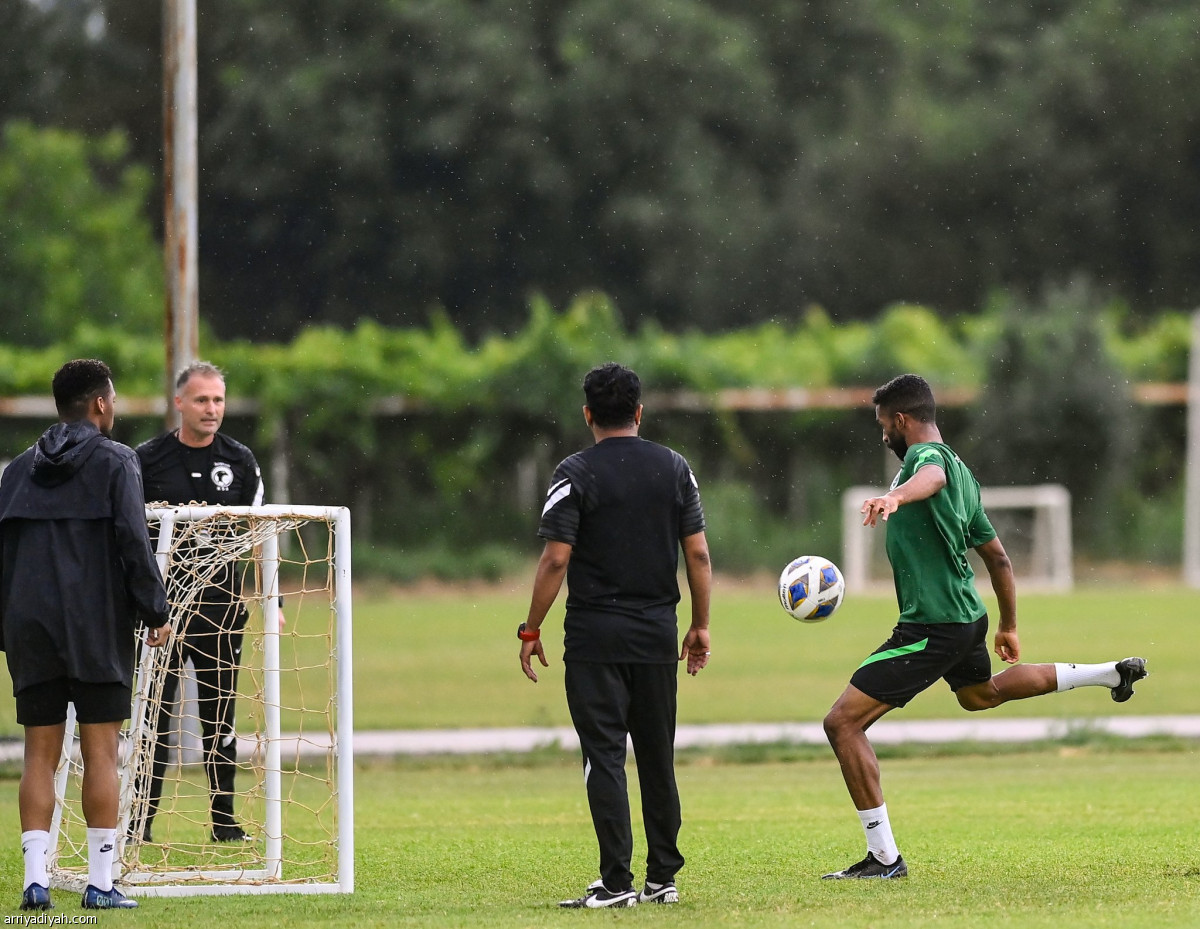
[211, 462, 234, 491]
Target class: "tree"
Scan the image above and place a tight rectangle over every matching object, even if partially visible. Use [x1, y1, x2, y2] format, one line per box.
[2, 0, 1198, 338]
[0, 121, 162, 346]
[775, 0, 1200, 318]
[964, 283, 1140, 554]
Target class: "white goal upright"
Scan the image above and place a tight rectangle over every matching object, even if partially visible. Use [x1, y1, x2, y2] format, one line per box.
[48, 505, 354, 897]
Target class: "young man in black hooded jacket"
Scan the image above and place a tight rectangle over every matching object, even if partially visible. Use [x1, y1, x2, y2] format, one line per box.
[0, 359, 170, 911]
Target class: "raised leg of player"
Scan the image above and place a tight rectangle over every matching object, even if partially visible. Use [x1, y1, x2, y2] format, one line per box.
[1052, 661, 1121, 692]
[956, 658, 1147, 711]
[954, 663, 1058, 711]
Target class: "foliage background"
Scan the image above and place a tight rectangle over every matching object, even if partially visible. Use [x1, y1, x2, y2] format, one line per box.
[0, 287, 1192, 575]
[2, 2, 1198, 575]
[2, 0, 1198, 338]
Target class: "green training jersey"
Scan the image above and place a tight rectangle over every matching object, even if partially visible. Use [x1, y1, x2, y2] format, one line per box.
[884, 441, 996, 625]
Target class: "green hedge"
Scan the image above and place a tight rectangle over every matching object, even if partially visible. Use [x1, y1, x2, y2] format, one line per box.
[0, 294, 1193, 569]
[1, 293, 1190, 403]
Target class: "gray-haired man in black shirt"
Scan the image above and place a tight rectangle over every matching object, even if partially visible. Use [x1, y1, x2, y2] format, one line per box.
[135, 362, 263, 844]
[519, 363, 712, 909]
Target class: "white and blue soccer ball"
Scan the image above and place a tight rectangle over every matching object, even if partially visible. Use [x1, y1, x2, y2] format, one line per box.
[778, 555, 846, 623]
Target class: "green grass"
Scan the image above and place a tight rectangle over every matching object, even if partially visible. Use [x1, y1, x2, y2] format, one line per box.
[306, 581, 1199, 728]
[0, 580, 1197, 925]
[0, 580, 1195, 735]
[357, 582, 1200, 728]
[1, 748, 1198, 927]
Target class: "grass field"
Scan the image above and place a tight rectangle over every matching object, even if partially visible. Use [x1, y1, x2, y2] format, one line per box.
[0, 578, 1194, 735]
[0, 747, 1197, 927]
[0, 580, 1197, 925]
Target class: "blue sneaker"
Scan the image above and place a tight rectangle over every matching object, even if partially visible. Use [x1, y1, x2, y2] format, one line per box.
[82, 885, 138, 909]
[20, 883, 52, 911]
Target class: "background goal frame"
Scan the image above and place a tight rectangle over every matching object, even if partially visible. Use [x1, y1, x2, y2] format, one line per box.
[841, 484, 1073, 592]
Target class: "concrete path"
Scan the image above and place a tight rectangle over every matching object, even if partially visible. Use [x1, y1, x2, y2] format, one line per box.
[5, 716, 1196, 764]
[350, 714, 1200, 756]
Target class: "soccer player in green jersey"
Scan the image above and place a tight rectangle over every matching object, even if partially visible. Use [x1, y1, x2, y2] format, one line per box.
[821, 373, 1147, 880]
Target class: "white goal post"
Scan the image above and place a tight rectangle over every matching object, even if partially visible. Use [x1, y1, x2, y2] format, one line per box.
[841, 484, 1073, 592]
[48, 505, 354, 897]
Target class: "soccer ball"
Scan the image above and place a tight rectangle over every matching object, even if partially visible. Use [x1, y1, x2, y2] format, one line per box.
[778, 555, 846, 623]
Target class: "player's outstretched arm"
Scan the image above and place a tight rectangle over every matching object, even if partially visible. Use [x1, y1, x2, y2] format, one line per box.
[861, 464, 947, 526]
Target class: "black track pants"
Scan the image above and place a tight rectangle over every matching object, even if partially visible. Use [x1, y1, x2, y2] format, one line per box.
[144, 615, 245, 831]
[564, 660, 684, 891]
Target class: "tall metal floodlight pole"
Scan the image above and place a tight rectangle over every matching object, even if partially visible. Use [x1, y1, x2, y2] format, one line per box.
[163, 0, 199, 429]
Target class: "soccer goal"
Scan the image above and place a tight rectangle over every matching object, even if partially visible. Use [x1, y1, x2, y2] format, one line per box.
[841, 484, 1073, 592]
[48, 505, 354, 897]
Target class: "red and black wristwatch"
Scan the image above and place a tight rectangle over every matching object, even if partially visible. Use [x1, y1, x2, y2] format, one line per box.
[517, 622, 541, 642]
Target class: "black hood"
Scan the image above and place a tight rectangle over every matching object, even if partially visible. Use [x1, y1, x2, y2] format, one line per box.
[31, 421, 105, 488]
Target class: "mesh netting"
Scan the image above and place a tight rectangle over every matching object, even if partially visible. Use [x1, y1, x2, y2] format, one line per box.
[49, 506, 352, 895]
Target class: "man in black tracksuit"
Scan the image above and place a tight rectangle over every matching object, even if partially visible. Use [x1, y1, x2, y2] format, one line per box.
[0, 359, 170, 911]
[519, 363, 713, 909]
[135, 362, 263, 843]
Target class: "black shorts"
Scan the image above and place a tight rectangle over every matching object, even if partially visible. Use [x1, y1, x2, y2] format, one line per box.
[849, 615, 992, 708]
[15, 679, 132, 727]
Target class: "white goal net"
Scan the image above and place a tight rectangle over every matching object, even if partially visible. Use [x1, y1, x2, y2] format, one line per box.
[48, 505, 354, 897]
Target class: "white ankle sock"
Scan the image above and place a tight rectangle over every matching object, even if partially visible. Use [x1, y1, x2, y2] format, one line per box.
[1054, 662, 1120, 693]
[857, 804, 900, 865]
[87, 827, 116, 892]
[21, 829, 50, 889]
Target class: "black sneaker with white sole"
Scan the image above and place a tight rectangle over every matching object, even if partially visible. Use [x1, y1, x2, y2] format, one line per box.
[212, 825, 252, 842]
[1110, 657, 1147, 703]
[638, 880, 678, 904]
[559, 880, 638, 908]
[821, 852, 907, 880]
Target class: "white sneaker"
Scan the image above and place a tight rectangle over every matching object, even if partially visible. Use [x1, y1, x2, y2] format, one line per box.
[638, 880, 678, 904]
[559, 879, 638, 908]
